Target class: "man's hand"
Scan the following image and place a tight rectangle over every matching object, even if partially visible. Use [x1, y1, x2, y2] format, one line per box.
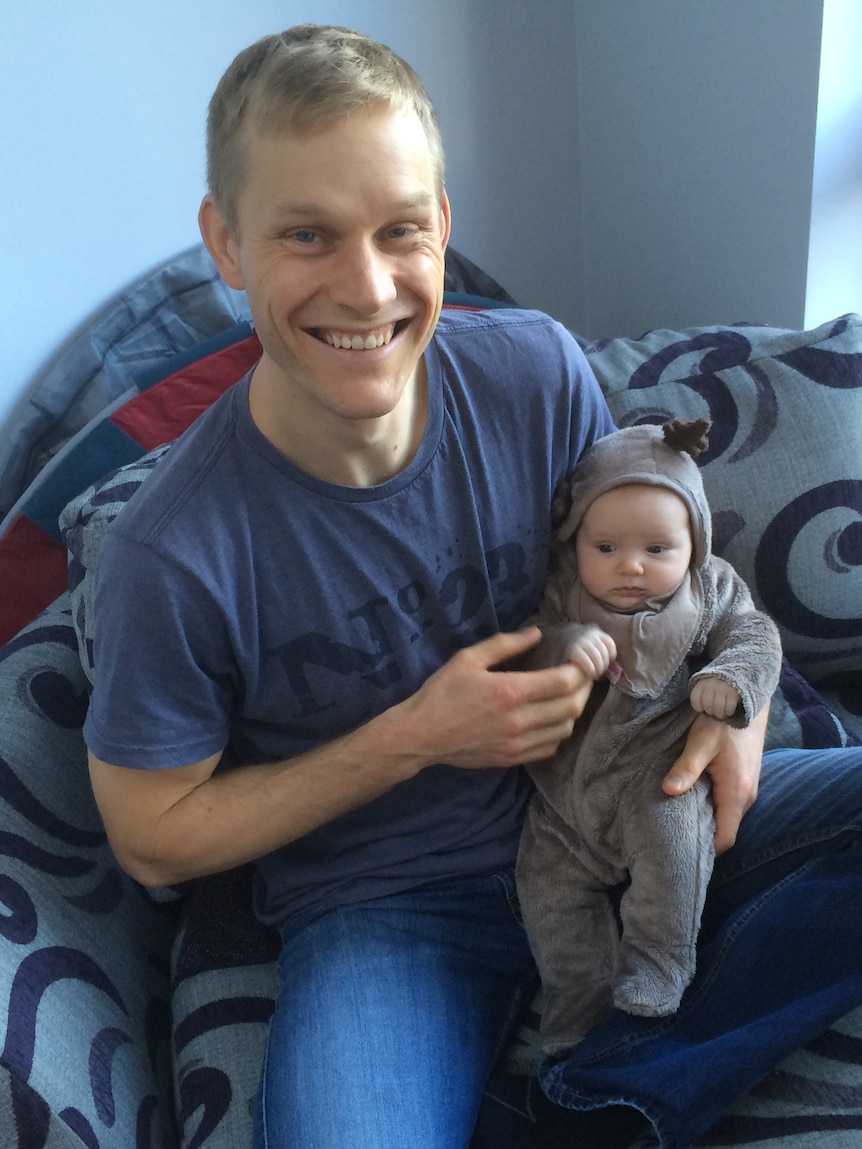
[396, 627, 594, 772]
[663, 706, 768, 852]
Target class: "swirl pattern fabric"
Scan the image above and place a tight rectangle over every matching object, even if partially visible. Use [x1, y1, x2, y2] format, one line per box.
[584, 313, 862, 736]
[0, 597, 179, 1147]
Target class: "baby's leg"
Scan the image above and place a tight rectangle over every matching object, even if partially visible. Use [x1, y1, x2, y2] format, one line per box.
[516, 800, 620, 1055]
[614, 777, 715, 1016]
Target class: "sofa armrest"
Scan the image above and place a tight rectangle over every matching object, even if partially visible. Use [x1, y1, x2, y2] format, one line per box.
[0, 596, 180, 1148]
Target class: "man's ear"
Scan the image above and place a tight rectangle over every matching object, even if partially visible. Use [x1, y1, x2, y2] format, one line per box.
[198, 194, 245, 291]
[439, 189, 452, 250]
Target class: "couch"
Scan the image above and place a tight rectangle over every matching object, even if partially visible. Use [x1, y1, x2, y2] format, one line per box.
[2, 245, 862, 1148]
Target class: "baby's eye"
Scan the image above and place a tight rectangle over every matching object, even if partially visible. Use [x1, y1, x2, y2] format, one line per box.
[598, 544, 615, 553]
[646, 545, 666, 554]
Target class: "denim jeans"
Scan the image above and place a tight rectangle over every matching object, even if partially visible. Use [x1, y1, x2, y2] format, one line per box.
[254, 747, 862, 1149]
[252, 870, 537, 1149]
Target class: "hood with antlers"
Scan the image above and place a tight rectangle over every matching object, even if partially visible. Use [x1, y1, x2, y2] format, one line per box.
[555, 417, 713, 568]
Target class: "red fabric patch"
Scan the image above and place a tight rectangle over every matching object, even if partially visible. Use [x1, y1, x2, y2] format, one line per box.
[110, 335, 262, 450]
[0, 517, 68, 647]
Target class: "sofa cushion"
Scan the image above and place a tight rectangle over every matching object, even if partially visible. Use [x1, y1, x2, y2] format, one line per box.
[584, 313, 862, 695]
[0, 245, 252, 525]
[0, 595, 179, 1147]
[62, 443, 175, 684]
[0, 322, 261, 649]
[171, 920, 278, 1149]
[171, 959, 277, 1149]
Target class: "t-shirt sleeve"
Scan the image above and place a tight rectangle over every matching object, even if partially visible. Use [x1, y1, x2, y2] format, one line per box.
[83, 529, 234, 769]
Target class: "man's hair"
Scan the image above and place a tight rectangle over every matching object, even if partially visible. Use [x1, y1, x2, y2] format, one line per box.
[206, 24, 445, 231]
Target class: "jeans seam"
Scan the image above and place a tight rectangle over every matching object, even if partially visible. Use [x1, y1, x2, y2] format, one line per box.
[255, 1022, 272, 1149]
[712, 823, 862, 889]
[492, 867, 527, 929]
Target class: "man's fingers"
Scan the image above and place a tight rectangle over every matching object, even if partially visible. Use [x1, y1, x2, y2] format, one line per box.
[663, 724, 716, 795]
[662, 755, 701, 796]
[663, 745, 744, 851]
[473, 627, 543, 669]
[472, 629, 587, 701]
[663, 712, 763, 853]
[663, 711, 724, 795]
[419, 629, 599, 769]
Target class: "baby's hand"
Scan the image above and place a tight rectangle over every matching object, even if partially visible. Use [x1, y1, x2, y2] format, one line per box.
[690, 675, 741, 720]
[566, 625, 617, 680]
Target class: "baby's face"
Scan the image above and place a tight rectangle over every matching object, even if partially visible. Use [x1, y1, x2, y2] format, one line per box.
[575, 484, 693, 612]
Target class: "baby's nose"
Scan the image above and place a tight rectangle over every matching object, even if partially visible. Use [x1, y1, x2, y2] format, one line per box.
[619, 552, 644, 574]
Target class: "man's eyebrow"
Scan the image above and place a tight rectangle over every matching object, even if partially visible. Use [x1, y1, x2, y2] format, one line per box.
[271, 193, 437, 219]
[391, 192, 437, 211]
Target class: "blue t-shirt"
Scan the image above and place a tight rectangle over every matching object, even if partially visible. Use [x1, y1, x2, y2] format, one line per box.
[84, 308, 614, 925]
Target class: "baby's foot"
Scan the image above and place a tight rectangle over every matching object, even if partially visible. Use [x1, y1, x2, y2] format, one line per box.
[613, 971, 685, 1017]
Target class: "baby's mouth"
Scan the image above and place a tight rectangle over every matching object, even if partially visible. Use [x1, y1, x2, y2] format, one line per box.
[313, 323, 400, 350]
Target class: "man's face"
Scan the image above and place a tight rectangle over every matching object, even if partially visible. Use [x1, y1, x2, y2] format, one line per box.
[205, 105, 450, 433]
[575, 484, 693, 612]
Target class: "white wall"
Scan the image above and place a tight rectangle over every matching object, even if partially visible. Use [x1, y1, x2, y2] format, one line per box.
[805, 0, 862, 327]
[572, 0, 824, 339]
[440, 3, 583, 325]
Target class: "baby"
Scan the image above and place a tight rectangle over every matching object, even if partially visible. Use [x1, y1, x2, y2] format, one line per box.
[516, 418, 782, 1056]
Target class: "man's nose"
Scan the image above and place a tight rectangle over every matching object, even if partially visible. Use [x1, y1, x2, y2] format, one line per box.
[332, 239, 397, 312]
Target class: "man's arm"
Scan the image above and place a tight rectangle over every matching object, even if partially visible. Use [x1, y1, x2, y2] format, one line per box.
[89, 628, 593, 887]
[663, 704, 768, 853]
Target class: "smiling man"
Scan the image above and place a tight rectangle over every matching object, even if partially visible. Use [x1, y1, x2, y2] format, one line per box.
[84, 29, 620, 1146]
[78, 24, 862, 1149]
[199, 105, 449, 486]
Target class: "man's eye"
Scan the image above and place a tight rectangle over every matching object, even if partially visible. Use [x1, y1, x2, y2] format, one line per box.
[292, 230, 317, 244]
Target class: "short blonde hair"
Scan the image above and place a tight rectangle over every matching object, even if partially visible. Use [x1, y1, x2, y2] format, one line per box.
[206, 25, 445, 231]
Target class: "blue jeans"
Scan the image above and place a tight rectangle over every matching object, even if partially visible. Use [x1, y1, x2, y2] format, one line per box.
[254, 747, 862, 1149]
[252, 870, 536, 1149]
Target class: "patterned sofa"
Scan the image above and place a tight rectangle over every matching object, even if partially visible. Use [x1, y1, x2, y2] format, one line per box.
[2, 246, 862, 1148]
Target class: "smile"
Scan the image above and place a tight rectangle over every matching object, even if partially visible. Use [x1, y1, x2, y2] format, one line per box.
[316, 324, 397, 350]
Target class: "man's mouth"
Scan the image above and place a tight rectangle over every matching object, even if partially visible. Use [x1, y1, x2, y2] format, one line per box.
[313, 323, 400, 350]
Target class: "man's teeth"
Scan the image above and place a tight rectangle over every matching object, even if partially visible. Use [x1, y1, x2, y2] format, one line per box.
[323, 327, 395, 350]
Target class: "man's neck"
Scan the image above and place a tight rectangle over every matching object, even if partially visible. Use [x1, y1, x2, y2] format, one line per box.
[247, 359, 429, 488]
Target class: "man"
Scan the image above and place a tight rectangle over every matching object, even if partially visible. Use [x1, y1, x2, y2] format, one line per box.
[82, 25, 862, 1149]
